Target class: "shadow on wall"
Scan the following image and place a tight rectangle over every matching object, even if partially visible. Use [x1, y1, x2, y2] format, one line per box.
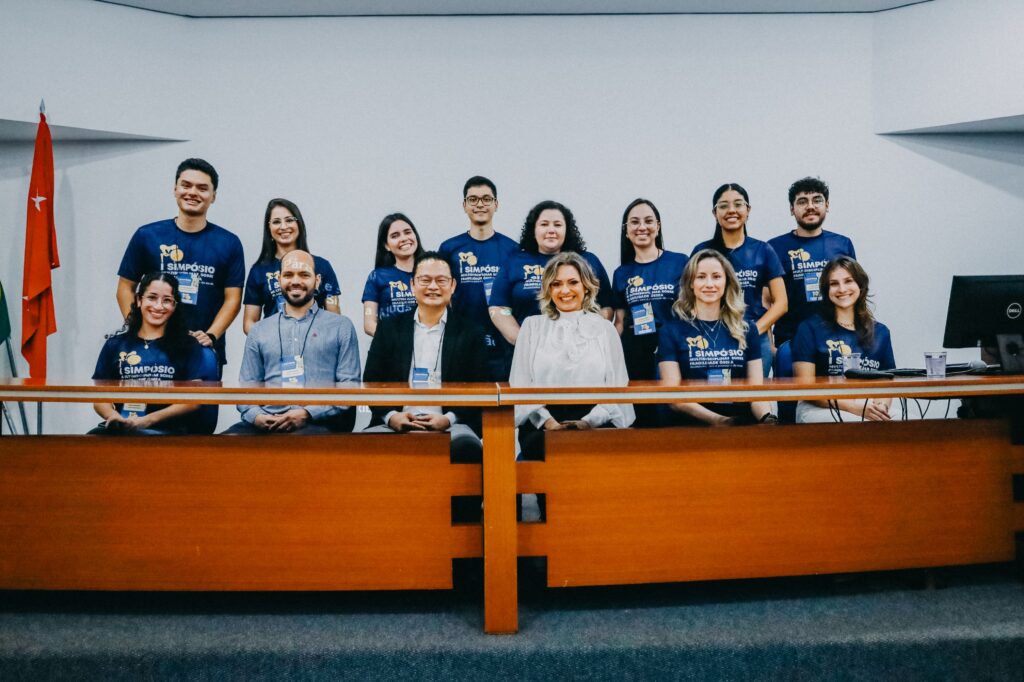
[880, 133, 1024, 200]
[0, 140, 181, 181]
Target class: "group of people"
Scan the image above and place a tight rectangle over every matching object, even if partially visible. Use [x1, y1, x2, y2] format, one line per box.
[90, 158, 897, 449]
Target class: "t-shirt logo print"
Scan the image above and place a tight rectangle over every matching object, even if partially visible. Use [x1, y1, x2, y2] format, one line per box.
[686, 336, 709, 350]
[118, 351, 142, 370]
[788, 248, 811, 268]
[159, 244, 185, 267]
[826, 339, 853, 363]
[389, 280, 409, 293]
[628, 276, 645, 288]
[458, 252, 478, 268]
[523, 265, 543, 278]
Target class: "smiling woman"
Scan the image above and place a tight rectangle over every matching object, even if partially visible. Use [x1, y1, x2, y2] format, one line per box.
[361, 213, 425, 336]
[658, 249, 774, 426]
[509, 251, 634, 460]
[90, 272, 219, 435]
[242, 198, 342, 334]
[791, 256, 897, 422]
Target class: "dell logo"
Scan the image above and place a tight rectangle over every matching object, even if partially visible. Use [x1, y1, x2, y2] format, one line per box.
[1008, 302, 1022, 320]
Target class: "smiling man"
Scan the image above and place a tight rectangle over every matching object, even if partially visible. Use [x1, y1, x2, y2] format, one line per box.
[362, 251, 489, 462]
[116, 158, 245, 372]
[768, 177, 857, 348]
[438, 176, 518, 380]
[223, 250, 361, 434]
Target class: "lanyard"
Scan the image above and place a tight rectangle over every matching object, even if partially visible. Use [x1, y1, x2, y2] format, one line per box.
[278, 307, 319, 360]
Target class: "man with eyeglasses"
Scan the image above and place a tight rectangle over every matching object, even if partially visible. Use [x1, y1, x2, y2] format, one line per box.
[223, 250, 361, 434]
[438, 176, 519, 380]
[362, 251, 489, 462]
[768, 177, 857, 348]
[116, 158, 245, 374]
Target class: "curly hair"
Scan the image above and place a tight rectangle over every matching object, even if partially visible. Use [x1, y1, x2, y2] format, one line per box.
[672, 249, 749, 349]
[518, 200, 587, 255]
[110, 272, 194, 360]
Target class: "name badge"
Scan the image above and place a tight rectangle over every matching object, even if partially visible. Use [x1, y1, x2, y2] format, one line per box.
[412, 366, 440, 387]
[281, 355, 305, 387]
[176, 272, 200, 305]
[804, 271, 821, 302]
[707, 368, 731, 382]
[483, 275, 495, 305]
[120, 402, 147, 419]
[631, 303, 656, 336]
[274, 293, 286, 313]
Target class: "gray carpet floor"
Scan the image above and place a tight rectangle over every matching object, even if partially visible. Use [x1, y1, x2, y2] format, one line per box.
[1, 563, 1022, 681]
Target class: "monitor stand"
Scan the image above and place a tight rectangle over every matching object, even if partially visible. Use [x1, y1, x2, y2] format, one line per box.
[997, 334, 1024, 374]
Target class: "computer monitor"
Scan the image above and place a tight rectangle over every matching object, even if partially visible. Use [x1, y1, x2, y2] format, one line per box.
[943, 275, 1024, 372]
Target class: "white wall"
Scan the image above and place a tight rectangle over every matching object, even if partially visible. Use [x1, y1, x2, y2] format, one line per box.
[873, 0, 1024, 132]
[2, 0, 1022, 433]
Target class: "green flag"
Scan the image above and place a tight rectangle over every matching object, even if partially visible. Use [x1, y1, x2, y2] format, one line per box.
[0, 280, 11, 341]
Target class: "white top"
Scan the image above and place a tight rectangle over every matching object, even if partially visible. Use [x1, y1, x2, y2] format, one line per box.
[509, 310, 635, 429]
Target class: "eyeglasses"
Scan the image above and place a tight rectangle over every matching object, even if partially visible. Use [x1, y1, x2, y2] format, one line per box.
[715, 201, 748, 212]
[465, 196, 496, 207]
[793, 196, 826, 208]
[141, 293, 176, 308]
[414, 276, 452, 287]
[270, 216, 299, 227]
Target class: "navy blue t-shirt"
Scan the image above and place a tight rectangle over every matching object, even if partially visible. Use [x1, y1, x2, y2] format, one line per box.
[658, 317, 761, 380]
[767, 229, 856, 344]
[243, 255, 341, 319]
[612, 251, 689, 336]
[791, 314, 896, 377]
[438, 230, 519, 347]
[92, 334, 220, 433]
[692, 237, 784, 324]
[489, 250, 613, 324]
[361, 266, 416, 320]
[117, 219, 245, 362]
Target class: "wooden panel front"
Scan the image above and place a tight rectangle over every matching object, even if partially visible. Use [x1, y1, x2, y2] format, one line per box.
[517, 420, 1023, 587]
[0, 435, 482, 590]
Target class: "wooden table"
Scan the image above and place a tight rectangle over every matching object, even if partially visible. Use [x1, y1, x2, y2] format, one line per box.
[1, 376, 1022, 634]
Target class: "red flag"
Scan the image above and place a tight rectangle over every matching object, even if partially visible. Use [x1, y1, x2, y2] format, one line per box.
[21, 111, 60, 378]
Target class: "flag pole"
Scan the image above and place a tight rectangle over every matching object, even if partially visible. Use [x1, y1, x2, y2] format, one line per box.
[3, 341, 30, 434]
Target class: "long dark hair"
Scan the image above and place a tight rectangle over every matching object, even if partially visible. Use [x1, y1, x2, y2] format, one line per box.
[518, 200, 587, 255]
[819, 256, 876, 350]
[375, 213, 424, 269]
[709, 183, 750, 256]
[257, 198, 311, 264]
[619, 198, 663, 265]
[111, 272, 193, 359]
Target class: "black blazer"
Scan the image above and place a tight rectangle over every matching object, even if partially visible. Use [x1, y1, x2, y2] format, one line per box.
[363, 309, 490, 434]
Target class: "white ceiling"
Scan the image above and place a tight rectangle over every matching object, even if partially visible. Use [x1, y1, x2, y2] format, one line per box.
[96, 0, 932, 17]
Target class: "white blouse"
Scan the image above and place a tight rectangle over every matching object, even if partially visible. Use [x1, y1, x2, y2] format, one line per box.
[509, 310, 635, 429]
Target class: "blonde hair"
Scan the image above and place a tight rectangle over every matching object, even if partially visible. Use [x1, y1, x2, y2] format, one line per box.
[672, 248, 749, 349]
[537, 251, 601, 319]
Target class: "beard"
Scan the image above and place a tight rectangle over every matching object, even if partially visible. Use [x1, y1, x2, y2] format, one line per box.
[285, 287, 315, 307]
[796, 212, 826, 231]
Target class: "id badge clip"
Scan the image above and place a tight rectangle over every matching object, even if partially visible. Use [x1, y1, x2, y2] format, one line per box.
[483, 275, 495, 305]
[631, 303, 656, 336]
[804, 271, 822, 302]
[176, 272, 200, 305]
[411, 366, 440, 387]
[707, 368, 731, 382]
[281, 355, 305, 387]
[120, 402, 147, 419]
